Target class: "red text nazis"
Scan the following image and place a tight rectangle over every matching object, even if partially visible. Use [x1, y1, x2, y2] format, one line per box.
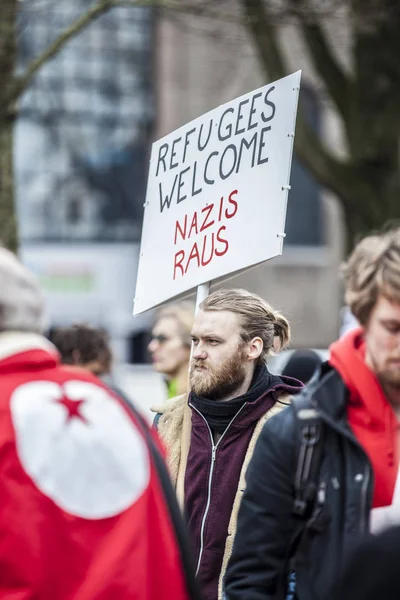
[173, 190, 238, 280]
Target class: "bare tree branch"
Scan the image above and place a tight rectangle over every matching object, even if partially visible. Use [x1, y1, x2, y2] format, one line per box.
[9, 0, 134, 105]
[294, 110, 380, 216]
[238, 0, 381, 217]
[238, 1, 339, 188]
[8, 0, 239, 110]
[240, 0, 287, 80]
[289, 0, 353, 124]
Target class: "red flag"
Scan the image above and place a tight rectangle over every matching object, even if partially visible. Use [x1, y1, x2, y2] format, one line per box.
[0, 345, 193, 599]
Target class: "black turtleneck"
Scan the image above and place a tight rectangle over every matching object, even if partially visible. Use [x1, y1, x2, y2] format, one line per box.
[190, 364, 282, 434]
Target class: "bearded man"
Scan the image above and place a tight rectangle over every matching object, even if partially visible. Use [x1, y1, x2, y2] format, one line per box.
[152, 289, 302, 600]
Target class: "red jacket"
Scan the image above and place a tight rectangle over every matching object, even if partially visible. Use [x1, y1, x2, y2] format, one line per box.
[0, 333, 195, 600]
[330, 328, 398, 509]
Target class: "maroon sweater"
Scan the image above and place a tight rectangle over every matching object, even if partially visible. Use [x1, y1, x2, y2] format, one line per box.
[184, 378, 302, 600]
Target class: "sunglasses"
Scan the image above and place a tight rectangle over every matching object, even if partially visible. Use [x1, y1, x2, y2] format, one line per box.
[150, 334, 171, 344]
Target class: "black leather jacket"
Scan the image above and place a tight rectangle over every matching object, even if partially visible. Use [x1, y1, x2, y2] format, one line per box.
[224, 365, 374, 600]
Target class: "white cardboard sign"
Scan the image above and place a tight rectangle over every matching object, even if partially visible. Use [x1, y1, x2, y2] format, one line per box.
[133, 71, 301, 315]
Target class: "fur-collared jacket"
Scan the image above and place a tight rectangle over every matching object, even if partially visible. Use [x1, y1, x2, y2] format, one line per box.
[152, 379, 301, 600]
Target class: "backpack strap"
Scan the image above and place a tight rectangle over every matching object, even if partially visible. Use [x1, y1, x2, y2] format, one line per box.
[280, 396, 327, 600]
[292, 396, 325, 519]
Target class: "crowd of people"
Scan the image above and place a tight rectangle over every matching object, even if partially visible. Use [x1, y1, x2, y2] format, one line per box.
[1, 226, 400, 599]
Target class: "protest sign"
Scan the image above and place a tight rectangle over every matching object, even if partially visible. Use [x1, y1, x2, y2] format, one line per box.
[133, 71, 301, 315]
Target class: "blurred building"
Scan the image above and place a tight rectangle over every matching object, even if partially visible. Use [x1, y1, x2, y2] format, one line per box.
[15, 2, 345, 363]
[15, 1, 155, 362]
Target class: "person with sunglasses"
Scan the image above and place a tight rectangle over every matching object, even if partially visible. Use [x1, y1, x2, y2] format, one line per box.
[148, 301, 195, 399]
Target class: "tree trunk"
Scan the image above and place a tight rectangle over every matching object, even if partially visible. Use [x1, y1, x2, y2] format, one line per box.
[0, 118, 17, 252]
[343, 0, 400, 249]
[0, 0, 18, 252]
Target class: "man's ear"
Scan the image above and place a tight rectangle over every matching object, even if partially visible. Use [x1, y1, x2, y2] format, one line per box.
[247, 337, 263, 361]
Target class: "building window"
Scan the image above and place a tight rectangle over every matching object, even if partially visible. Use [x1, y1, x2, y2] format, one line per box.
[15, 1, 155, 243]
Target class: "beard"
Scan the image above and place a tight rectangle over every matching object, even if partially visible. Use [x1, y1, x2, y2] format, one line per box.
[366, 347, 400, 390]
[189, 345, 248, 400]
[378, 364, 400, 389]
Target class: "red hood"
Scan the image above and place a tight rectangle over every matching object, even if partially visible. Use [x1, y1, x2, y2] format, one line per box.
[329, 329, 400, 509]
[329, 327, 389, 424]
